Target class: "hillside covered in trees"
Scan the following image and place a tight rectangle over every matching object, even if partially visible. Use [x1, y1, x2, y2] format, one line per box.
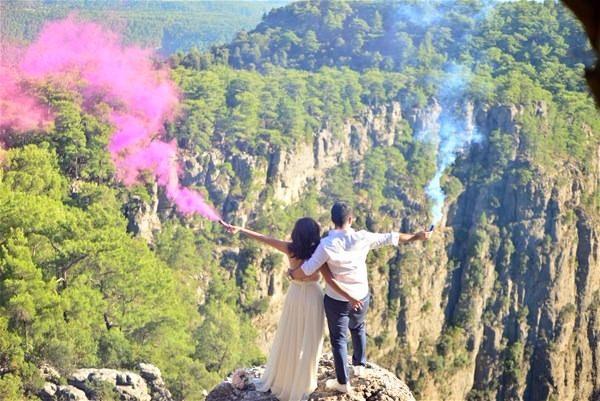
[1, 1, 599, 401]
[0, 0, 288, 54]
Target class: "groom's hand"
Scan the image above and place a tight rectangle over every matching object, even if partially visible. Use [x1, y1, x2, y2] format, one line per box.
[415, 230, 432, 241]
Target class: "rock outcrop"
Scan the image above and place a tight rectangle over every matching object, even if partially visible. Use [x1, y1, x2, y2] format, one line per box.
[206, 355, 415, 401]
[124, 182, 162, 244]
[37, 363, 173, 401]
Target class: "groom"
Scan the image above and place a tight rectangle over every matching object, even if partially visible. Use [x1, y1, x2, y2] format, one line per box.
[289, 202, 431, 393]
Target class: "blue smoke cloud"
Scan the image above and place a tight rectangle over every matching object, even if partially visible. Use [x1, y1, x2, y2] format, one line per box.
[425, 64, 482, 225]
[398, 1, 492, 225]
[396, 1, 444, 26]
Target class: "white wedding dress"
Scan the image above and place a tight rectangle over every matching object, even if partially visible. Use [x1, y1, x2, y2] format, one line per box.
[256, 278, 325, 401]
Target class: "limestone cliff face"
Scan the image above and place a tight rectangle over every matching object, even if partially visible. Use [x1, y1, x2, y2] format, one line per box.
[210, 100, 597, 401]
[383, 102, 600, 401]
[446, 103, 599, 401]
[126, 98, 599, 401]
[221, 101, 402, 208]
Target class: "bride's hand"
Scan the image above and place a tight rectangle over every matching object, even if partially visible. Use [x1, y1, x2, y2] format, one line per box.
[219, 219, 240, 234]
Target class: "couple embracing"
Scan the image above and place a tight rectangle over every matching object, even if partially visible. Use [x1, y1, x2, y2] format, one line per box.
[220, 202, 432, 401]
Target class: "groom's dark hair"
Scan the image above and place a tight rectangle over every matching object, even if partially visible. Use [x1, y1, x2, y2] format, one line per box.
[331, 202, 352, 227]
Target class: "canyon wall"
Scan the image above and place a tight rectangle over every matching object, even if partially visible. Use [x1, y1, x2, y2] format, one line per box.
[128, 99, 599, 401]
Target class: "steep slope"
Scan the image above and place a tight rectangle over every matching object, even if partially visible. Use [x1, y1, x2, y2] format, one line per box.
[166, 89, 598, 400]
[384, 102, 600, 401]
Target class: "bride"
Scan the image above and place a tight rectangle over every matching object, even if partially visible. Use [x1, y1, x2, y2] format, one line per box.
[220, 218, 361, 401]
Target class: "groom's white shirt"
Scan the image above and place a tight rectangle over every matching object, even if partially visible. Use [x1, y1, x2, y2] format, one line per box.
[301, 228, 400, 301]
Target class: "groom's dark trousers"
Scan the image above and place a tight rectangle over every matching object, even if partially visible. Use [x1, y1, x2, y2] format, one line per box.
[324, 293, 371, 385]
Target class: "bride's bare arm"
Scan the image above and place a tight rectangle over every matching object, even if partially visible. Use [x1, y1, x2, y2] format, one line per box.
[220, 220, 291, 256]
[319, 264, 364, 310]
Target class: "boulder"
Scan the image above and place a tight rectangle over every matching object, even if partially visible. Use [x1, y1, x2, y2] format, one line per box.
[36, 363, 173, 401]
[38, 382, 59, 401]
[138, 363, 162, 382]
[39, 363, 62, 384]
[137, 363, 173, 401]
[68, 368, 150, 401]
[56, 385, 89, 401]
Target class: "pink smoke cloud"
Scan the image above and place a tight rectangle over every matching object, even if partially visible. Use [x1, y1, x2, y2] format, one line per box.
[0, 46, 52, 134]
[4, 15, 219, 220]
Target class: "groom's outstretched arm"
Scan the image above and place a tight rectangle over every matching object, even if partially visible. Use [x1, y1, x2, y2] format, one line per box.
[365, 231, 401, 249]
[398, 231, 431, 243]
[365, 230, 431, 249]
[289, 242, 329, 279]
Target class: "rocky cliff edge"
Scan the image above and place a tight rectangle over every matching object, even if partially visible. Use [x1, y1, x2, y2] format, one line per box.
[206, 354, 416, 401]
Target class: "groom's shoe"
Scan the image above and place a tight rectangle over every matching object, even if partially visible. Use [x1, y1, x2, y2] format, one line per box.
[325, 379, 351, 394]
[353, 365, 366, 378]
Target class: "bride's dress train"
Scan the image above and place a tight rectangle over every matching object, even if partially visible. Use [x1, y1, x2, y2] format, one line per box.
[256, 280, 324, 401]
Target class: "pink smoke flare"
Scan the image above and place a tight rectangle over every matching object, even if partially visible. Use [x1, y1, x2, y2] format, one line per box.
[4, 15, 220, 221]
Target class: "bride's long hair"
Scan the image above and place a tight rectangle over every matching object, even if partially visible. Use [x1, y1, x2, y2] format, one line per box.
[288, 217, 321, 260]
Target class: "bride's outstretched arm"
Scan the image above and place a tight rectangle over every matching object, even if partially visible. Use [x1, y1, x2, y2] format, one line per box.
[220, 220, 291, 256]
[320, 265, 364, 310]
